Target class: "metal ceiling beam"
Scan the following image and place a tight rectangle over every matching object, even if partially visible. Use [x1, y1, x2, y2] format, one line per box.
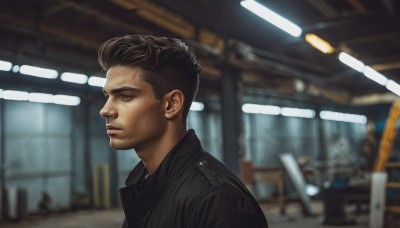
[0, 13, 101, 50]
[228, 55, 351, 104]
[352, 92, 398, 105]
[347, 0, 367, 13]
[112, 0, 195, 38]
[337, 31, 400, 45]
[302, 11, 388, 32]
[307, 0, 338, 18]
[323, 70, 360, 84]
[249, 46, 331, 74]
[111, 0, 224, 53]
[372, 61, 400, 71]
[57, 0, 151, 35]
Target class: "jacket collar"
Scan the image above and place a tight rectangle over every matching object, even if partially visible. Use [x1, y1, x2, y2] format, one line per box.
[124, 129, 203, 189]
[119, 129, 203, 227]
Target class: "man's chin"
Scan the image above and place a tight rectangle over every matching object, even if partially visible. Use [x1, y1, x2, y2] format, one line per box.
[109, 140, 132, 150]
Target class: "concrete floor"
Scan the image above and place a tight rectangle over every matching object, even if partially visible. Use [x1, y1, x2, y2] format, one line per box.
[0, 201, 371, 228]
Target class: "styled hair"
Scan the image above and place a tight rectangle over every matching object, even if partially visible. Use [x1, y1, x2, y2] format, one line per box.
[98, 35, 201, 122]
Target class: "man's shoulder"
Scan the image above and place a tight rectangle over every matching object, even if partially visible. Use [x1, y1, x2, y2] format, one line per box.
[174, 151, 247, 196]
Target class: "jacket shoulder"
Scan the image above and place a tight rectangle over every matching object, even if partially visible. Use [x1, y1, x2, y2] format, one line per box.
[192, 152, 242, 188]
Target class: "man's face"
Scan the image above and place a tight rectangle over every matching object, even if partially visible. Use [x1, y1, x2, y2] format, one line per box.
[100, 65, 167, 150]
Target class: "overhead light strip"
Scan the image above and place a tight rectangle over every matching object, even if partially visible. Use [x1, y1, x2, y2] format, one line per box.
[281, 107, 315, 118]
[240, 1, 400, 97]
[19, 65, 58, 79]
[28, 93, 54, 103]
[0, 88, 81, 106]
[338, 52, 365, 72]
[386, 80, 400, 96]
[242, 103, 281, 115]
[190, 101, 204, 111]
[305, 34, 334, 54]
[53, 95, 81, 106]
[320, 111, 367, 124]
[243, 103, 366, 123]
[362, 66, 388, 86]
[88, 76, 106, 87]
[61, 72, 88, 84]
[3, 90, 29, 101]
[240, 0, 302, 37]
[0, 60, 13, 71]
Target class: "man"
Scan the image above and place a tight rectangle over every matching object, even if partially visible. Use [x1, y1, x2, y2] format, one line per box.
[99, 35, 268, 228]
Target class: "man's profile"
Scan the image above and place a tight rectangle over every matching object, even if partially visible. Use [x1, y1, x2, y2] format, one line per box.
[98, 35, 268, 228]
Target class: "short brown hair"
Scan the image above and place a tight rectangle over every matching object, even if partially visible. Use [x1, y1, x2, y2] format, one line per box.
[98, 35, 201, 121]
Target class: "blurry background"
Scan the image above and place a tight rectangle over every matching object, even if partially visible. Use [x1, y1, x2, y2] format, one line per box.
[0, 0, 400, 227]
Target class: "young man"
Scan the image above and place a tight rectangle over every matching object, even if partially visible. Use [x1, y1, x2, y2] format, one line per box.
[99, 35, 268, 228]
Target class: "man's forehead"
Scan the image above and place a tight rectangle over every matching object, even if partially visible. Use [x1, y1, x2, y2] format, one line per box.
[103, 66, 148, 93]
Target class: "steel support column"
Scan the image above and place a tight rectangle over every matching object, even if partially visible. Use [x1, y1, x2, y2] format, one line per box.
[0, 99, 4, 219]
[83, 101, 93, 206]
[221, 43, 243, 175]
[316, 107, 328, 160]
[109, 147, 119, 207]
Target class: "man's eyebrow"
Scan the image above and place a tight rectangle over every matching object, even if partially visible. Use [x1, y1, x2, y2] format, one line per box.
[102, 86, 141, 95]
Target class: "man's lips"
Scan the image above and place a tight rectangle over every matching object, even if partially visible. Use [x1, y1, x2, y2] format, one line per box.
[106, 124, 122, 135]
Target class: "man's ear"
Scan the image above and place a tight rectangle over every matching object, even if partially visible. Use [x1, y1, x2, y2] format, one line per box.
[164, 89, 185, 119]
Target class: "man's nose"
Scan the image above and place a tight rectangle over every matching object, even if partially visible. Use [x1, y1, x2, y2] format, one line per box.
[100, 100, 117, 119]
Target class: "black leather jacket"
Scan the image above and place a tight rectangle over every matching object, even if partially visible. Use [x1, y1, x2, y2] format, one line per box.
[120, 130, 268, 228]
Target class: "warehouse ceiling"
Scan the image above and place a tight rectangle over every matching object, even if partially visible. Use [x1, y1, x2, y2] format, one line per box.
[0, 0, 399, 105]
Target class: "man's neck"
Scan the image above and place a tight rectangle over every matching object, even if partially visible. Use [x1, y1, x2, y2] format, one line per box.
[136, 126, 187, 174]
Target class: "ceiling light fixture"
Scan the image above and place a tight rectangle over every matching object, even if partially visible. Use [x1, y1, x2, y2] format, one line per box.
[19, 65, 58, 79]
[338, 52, 365, 72]
[362, 66, 388, 86]
[320, 111, 367, 124]
[12, 65, 20, 73]
[61, 72, 88, 84]
[53, 94, 81, 106]
[3, 90, 29, 101]
[190, 101, 205, 111]
[240, 0, 302, 37]
[305, 34, 335, 54]
[386, 80, 400, 96]
[28, 93, 53, 103]
[88, 76, 106, 87]
[242, 103, 281, 115]
[0, 60, 12, 71]
[281, 107, 315, 118]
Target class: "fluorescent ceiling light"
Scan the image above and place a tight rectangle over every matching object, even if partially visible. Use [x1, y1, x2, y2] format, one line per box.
[190, 101, 204, 111]
[53, 94, 81, 106]
[362, 66, 388, 86]
[19, 65, 58, 79]
[281, 107, 315, 118]
[0, 60, 12, 71]
[0, 89, 3, 99]
[12, 65, 20, 73]
[88, 76, 106, 87]
[61, 72, 88, 84]
[305, 34, 334, 54]
[29, 93, 53, 103]
[306, 184, 319, 197]
[320, 111, 367, 124]
[240, 0, 302, 37]
[242, 103, 280, 115]
[386, 80, 400, 96]
[3, 90, 29, 101]
[338, 52, 364, 72]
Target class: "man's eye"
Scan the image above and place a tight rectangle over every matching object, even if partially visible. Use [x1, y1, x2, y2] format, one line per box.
[121, 94, 133, 101]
